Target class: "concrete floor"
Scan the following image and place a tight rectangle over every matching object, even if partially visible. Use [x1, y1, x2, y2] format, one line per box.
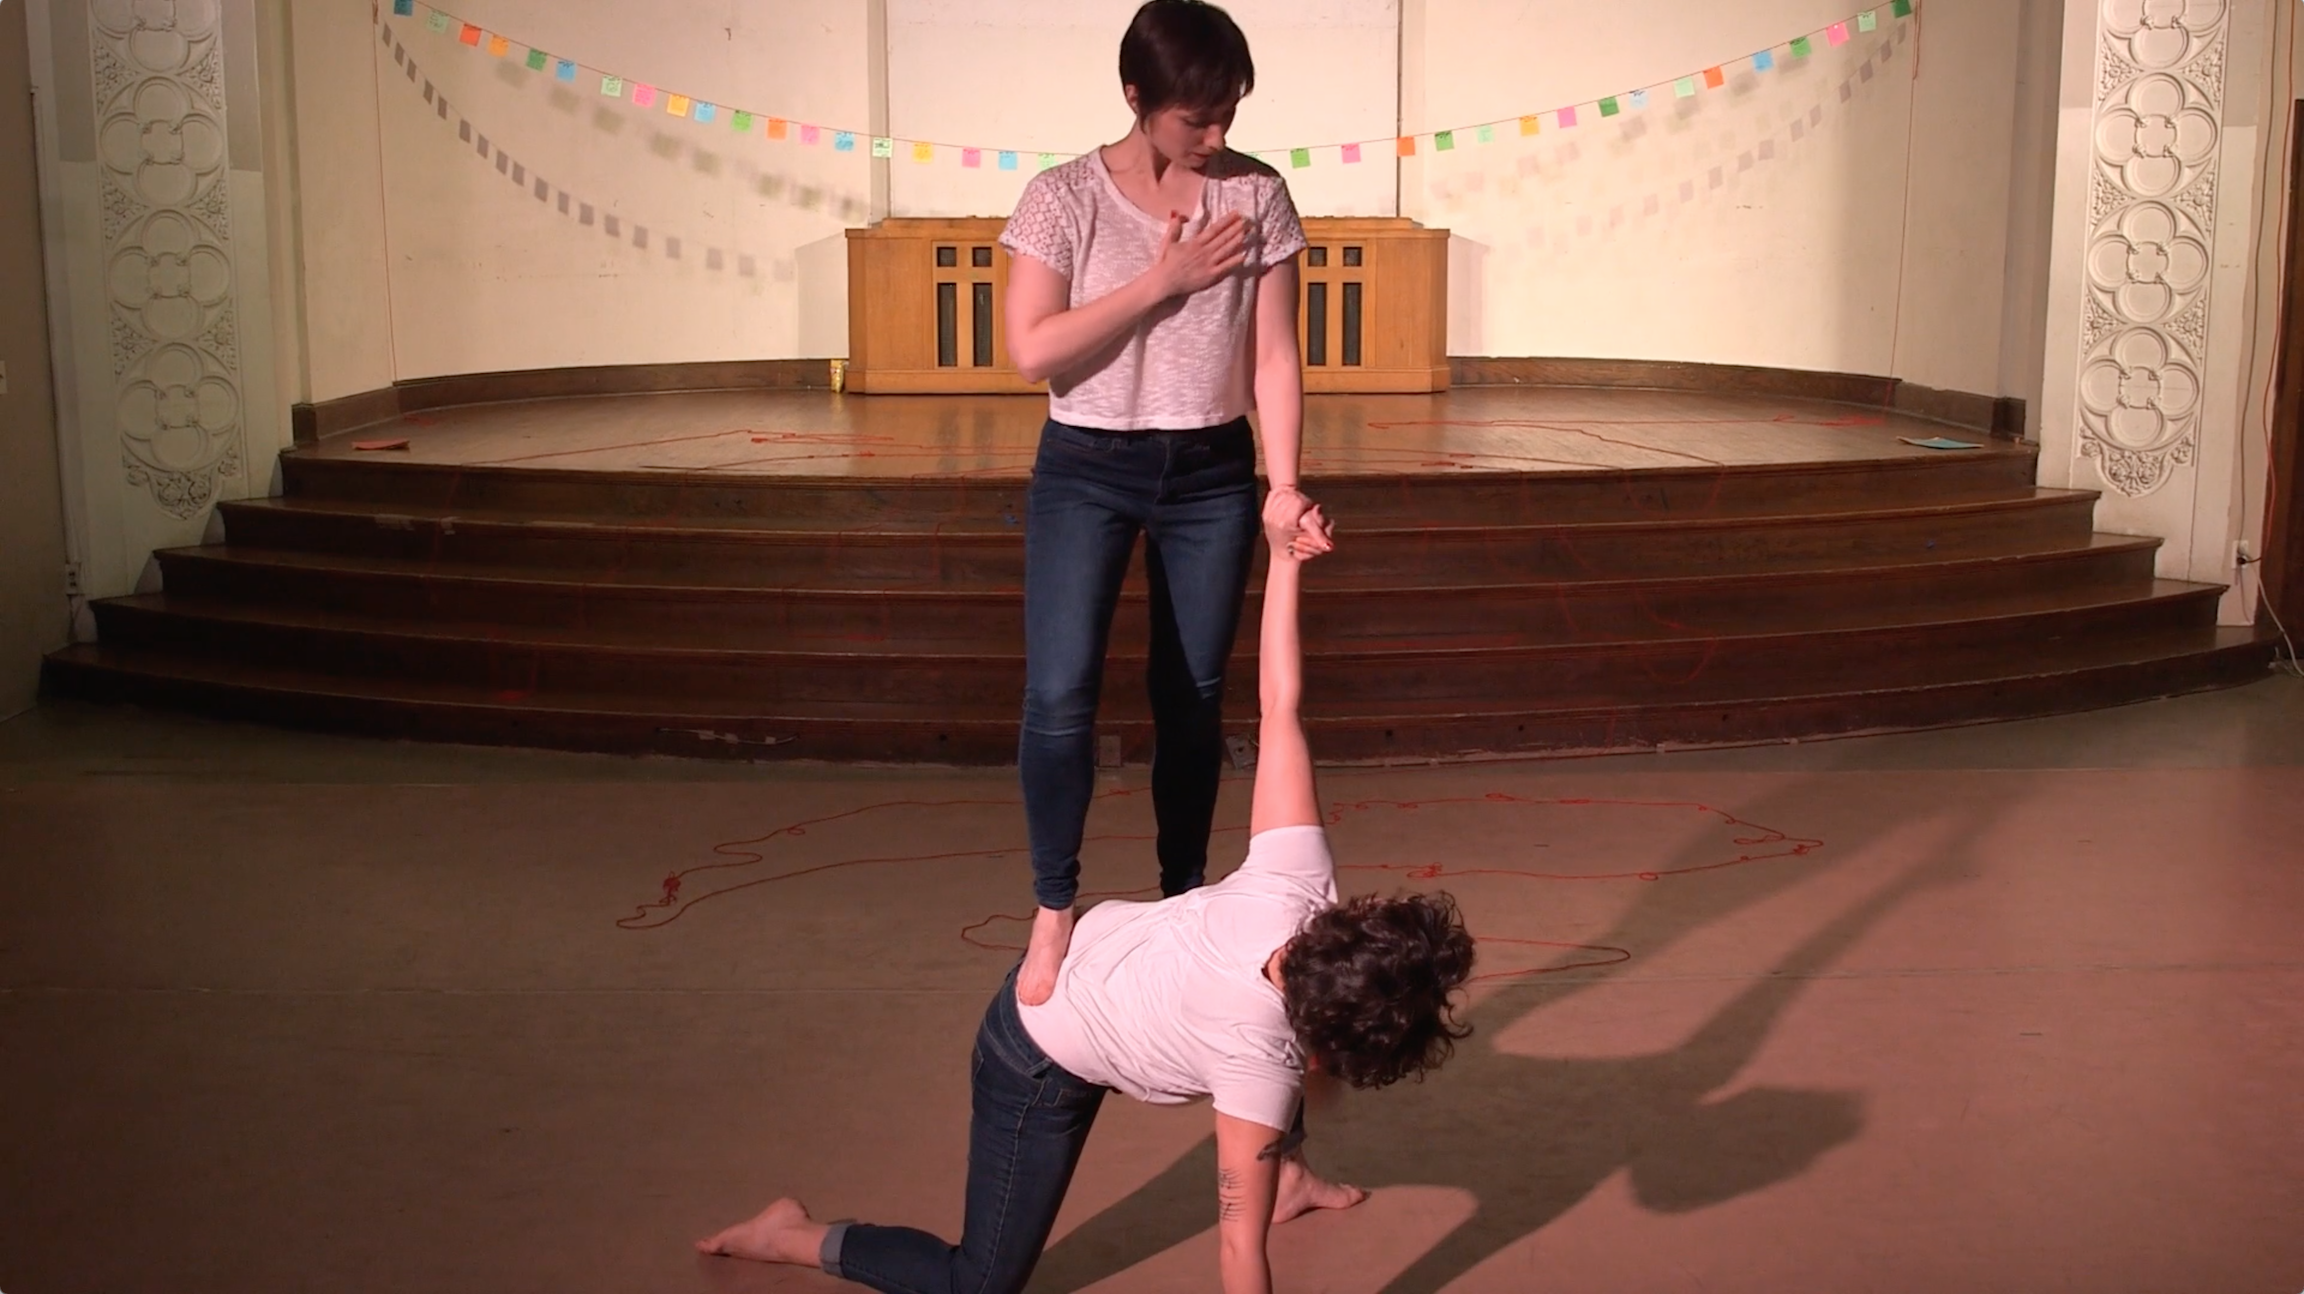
[3, 678, 2302, 1293]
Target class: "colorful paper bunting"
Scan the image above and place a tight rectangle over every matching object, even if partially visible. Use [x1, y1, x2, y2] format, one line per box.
[407, 2, 1909, 176]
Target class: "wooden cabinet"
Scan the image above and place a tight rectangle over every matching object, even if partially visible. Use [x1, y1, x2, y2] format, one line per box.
[844, 216, 1448, 395]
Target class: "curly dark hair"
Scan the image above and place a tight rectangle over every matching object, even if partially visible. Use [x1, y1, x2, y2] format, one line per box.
[1278, 892, 1476, 1090]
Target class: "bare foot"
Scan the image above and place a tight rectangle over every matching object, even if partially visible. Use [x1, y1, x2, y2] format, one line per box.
[1273, 1158, 1367, 1224]
[1018, 905, 1074, 1006]
[694, 1197, 829, 1264]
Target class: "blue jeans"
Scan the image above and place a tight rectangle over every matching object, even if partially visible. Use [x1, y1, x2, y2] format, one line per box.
[822, 964, 1109, 1294]
[1018, 418, 1261, 911]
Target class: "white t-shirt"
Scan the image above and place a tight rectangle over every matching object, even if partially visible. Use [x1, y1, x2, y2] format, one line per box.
[998, 148, 1308, 432]
[1017, 825, 1338, 1131]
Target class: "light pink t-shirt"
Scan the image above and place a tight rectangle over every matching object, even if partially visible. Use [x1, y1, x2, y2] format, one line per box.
[998, 148, 1308, 432]
[1018, 825, 1338, 1131]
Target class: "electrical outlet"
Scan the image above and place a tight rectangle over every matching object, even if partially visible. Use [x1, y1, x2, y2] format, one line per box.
[2237, 538, 2258, 565]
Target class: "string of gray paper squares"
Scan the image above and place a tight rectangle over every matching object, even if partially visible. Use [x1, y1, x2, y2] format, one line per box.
[382, 19, 865, 279]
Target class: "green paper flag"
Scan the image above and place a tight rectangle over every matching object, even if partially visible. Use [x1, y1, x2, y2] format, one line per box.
[1038, 152, 1059, 170]
[525, 48, 547, 71]
[427, 11, 449, 33]
[1891, 0, 1912, 14]
[1857, 10, 1878, 31]
[1476, 123, 1494, 144]
[732, 110, 753, 131]
[1435, 129, 1455, 150]
[1790, 35, 1813, 57]
[871, 136, 893, 157]
[1289, 147, 1310, 168]
[1598, 96, 1620, 117]
[1675, 76, 1697, 98]
[601, 75, 624, 97]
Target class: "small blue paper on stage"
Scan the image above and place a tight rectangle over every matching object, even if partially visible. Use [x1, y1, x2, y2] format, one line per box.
[393, 0, 413, 13]
[1899, 436, 1984, 451]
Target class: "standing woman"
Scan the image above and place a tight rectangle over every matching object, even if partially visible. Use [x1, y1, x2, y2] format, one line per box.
[999, 0, 1327, 1006]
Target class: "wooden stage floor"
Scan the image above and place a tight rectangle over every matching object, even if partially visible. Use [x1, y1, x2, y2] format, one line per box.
[305, 387, 2026, 480]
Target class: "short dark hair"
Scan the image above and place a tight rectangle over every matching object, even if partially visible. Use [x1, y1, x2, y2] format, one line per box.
[1119, 0, 1256, 119]
[1279, 892, 1476, 1090]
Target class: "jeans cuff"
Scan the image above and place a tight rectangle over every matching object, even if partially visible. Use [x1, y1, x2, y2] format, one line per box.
[819, 1220, 852, 1277]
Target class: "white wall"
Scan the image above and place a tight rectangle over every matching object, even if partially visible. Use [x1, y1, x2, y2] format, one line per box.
[0, 0, 72, 712]
[886, 0, 1398, 219]
[2232, 0, 2296, 626]
[1406, 0, 2032, 392]
[275, 0, 2061, 402]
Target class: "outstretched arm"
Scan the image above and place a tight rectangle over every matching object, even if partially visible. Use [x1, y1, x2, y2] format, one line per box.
[1248, 495, 1331, 837]
[1213, 1111, 1287, 1294]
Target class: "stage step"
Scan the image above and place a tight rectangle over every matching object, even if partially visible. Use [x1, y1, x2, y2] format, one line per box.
[45, 414, 2282, 763]
[153, 533, 2166, 649]
[87, 576, 2227, 713]
[43, 624, 2274, 763]
[277, 448, 2044, 527]
[210, 490, 2101, 587]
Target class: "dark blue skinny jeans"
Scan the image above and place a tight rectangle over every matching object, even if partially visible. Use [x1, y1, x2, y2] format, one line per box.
[1017, 417, 1259, 911]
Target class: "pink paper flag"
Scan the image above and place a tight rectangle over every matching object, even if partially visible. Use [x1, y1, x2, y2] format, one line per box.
[1341, 142, 1362, 163]
[1559, 104, 1579, 128]
[1827, 21, 1850, 45]
[632, 83, 657, 108]
[962, 147, 981, 168]
[800, 123, 821, 145]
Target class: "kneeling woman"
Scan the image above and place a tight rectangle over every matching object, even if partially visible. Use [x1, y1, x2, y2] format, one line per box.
[698, 495, 1475, 1294]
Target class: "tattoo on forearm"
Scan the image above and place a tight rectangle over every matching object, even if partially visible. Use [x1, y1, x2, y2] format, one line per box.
[1217, 1167, 1246, 1221]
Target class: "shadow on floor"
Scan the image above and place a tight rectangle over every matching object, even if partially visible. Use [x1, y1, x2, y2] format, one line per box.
[1027, 774, 2023, 1294]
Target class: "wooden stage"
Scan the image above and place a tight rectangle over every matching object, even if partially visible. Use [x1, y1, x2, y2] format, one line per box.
[294, 386, 2023, 480]
[46, 385, 2277, 763]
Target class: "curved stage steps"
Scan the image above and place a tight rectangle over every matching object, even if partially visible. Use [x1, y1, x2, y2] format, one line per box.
[45, 387, 2276, 763]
